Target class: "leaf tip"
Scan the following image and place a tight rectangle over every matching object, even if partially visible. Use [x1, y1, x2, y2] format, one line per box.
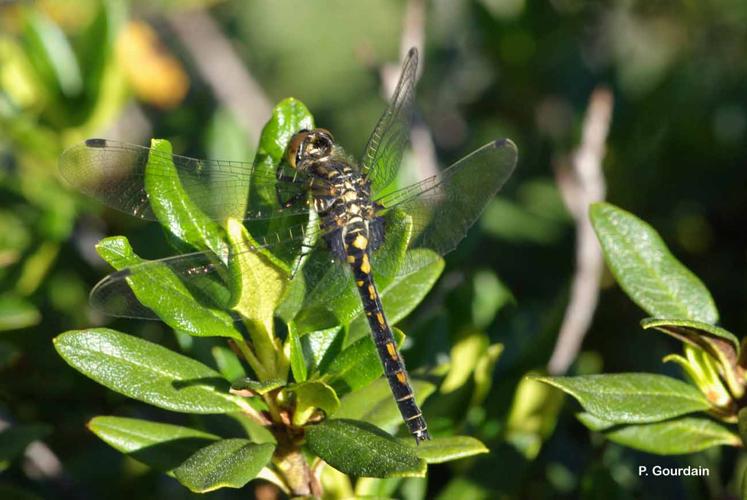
[149, 137, 173, 154]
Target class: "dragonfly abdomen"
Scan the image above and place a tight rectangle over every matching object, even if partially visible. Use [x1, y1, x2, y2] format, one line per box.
[345, 234, 431, 444]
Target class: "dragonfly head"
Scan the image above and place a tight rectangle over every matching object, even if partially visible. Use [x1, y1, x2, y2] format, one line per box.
[287, 128, 335, 171]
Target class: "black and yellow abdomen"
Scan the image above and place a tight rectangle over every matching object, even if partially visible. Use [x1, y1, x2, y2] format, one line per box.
[344, 230, 430, 443]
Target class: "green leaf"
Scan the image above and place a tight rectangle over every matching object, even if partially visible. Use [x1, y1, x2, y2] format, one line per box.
[257, 98, 314, 164]
[54, 328, 249, 413]
[96, 236, 243, 340]
[471, 270, 514, 329]
[0, 424, 51, 466]
[0, 295, 40, 331]
[347, 249, 444, 343]
[404, 436, 489, 464]
[288, 322, 307, 382]
[87, 416, 219, 472]
[326, 328, 405, 395]
[738, 408, 747, 446]
[305, 419, 426, 478]
[472, 343, 503, 407]
[173, 439, 275, 493]
[354, 477, 404, 498]
[642, 318, 738, 353]
[534, 373, 710, 423]
[144, 138, 228, 257]
[506, 374, 564, 459]
[288, 380, 340, 426]
[225, 219, 287, 377]
[643, 318, 744, 397]
[441, 329, 489, 394]
[211, 345, 246, 381]
[300, 324, 343, 376]
[231, 377, 285, 396]
[77, 0, 122, 99]
[590, 202, 718, 324]
[22, 10, 82, 97]
[334, 377, 435, 429]
[577, 413, 740, 455]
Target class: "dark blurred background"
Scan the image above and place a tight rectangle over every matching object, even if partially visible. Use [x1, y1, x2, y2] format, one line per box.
[1, 0, 746, 498]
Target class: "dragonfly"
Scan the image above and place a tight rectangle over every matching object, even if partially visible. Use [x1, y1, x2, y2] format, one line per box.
[59, 48, 517, 444]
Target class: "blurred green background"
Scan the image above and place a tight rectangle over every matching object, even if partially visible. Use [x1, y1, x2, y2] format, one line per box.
[1, 0, 746, 498]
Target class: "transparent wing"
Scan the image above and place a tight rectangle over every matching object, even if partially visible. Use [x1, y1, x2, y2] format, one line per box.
[375, 139, 518, 257]
[90, 212, 410, 324]
[90, 221, 326, 320]
[91, 251, 233, 320]
[60, 138, 309, 222]
[360, 48, 418, 193]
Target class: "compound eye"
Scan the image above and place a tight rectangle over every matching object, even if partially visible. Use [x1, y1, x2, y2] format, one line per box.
[311, 128, 334, 155]
[287, 130, 310, 168]
[316, 128, 334, 143]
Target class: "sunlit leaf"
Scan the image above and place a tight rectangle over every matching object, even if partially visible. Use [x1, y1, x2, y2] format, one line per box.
[288, 380, 340, 426]
[590, 202, 718, 324]
[506, 374, 564, 459]
[87, 416, 219, 472]
[226, 219, 287, 376]
[534, 373, 710, 423]
[173, 439, 275, 493]
[96, 237, 243, 340]
[404, 436, 488, 464]
[577, 413, 740, 455]
[144, 138, 227, 256]
[55, 328, 249, 413]
[305, 419, 426, 478]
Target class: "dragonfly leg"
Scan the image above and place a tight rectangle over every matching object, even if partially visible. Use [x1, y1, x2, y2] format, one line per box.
[289, 242, 317, 279]
[275, 168, 307, 208]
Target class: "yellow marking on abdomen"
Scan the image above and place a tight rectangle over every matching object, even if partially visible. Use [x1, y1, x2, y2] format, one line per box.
[385, 342, 397, 359]
[347, 255, 356, 264]
[368, 284, 376, 300]
[360, 253, 371, 274]
[356, 280, 364, 287]
[352, 234, 368, 250]
[375, 312, 385, 326]
[395, 371, 407, 384]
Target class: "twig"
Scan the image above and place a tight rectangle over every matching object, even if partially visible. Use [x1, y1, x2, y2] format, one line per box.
[23, 441, 63, 480]
[168, 9, 273, 142]
[547, 87, 613, 375]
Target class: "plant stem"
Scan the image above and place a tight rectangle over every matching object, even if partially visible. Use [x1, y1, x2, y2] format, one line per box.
[272, 432, 321, 497]
[235, 339, 270, 380]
